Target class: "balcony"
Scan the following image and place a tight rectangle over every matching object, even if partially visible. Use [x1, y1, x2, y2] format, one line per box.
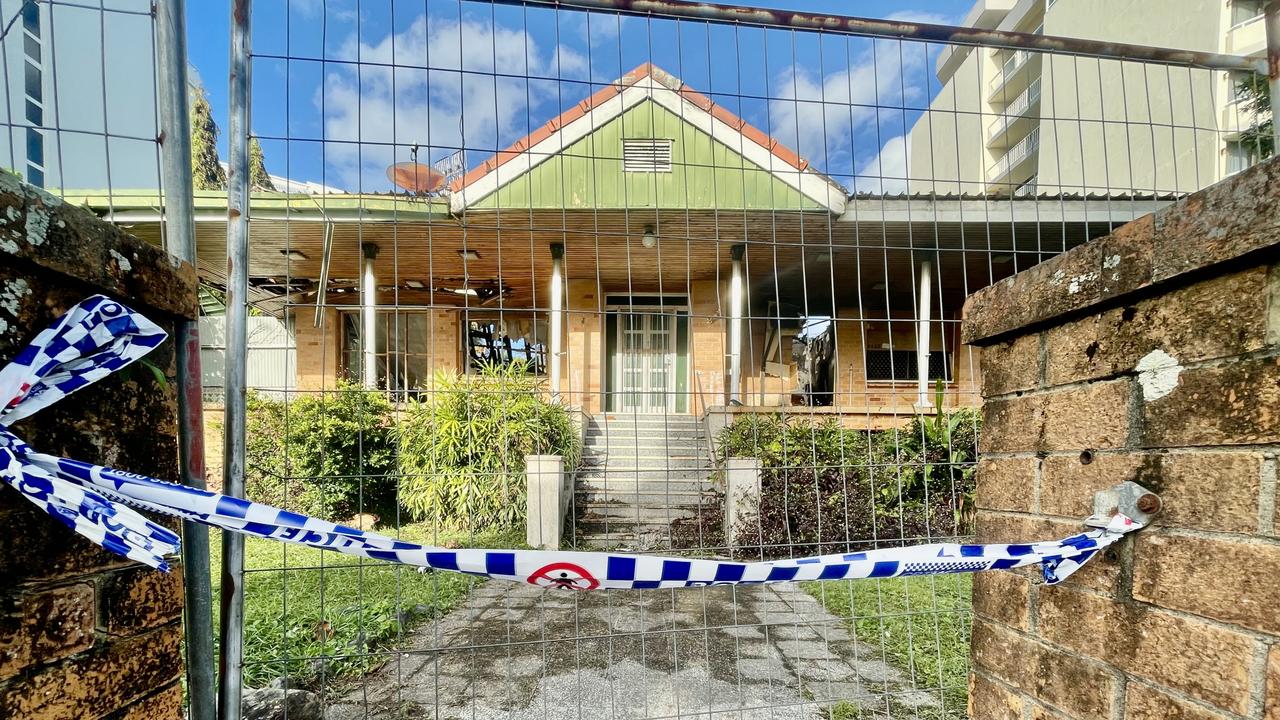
[987, 49, 1039, 101]
[987, 78, 1041, 148]
[987, 127, 1040, 189]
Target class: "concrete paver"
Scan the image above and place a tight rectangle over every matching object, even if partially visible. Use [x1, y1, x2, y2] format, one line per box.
[326, 583, 947, 720]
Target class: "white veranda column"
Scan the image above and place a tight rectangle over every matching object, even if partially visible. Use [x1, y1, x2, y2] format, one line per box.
[549, 242, 564, 401]
[728, 244, 745, 404]
[916, 259, 933, 407]
[361, 242, 379, 389]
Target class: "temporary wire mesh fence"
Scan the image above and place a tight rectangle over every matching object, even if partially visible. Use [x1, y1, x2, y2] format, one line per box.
[2, 0, 1274, 718]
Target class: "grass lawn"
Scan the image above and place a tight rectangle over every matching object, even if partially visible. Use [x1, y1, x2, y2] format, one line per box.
[803, 574, 972, 718]
[210, 523, 524, 690]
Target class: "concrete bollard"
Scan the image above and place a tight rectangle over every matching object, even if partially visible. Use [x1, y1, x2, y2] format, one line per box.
[724, 457, 762, 549]
[525, 455, 565, 550]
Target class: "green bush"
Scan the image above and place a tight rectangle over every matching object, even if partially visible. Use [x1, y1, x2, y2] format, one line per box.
[397, 362, 581, 529]
[245, 386, 397, 522]
[714, 397, 980, 557]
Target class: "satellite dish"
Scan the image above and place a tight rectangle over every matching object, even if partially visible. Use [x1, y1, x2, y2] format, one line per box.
[386, 162, 446, 194]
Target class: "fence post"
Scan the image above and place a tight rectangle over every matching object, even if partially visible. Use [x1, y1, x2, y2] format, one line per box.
[724, 457, 761, 550]
[526, 455, 566, 550]
[218, 0, 253, 717]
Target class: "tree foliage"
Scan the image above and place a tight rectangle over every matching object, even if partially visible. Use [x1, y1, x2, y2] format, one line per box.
[1235, 72, 1274, 161]
[249, 136, 276, 191]
[245, 386, 398, 521]
[712, 390, 980, 559]
[190, 85, 226, 191]
[397, 363, 582, 529]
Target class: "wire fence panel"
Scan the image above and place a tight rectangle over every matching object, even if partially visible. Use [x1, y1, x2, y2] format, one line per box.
[3, 0, 1271, 719]
[231, 2, 1266, 719]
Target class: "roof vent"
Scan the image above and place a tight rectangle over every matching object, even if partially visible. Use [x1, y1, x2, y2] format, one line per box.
[622, 138, 673, 173]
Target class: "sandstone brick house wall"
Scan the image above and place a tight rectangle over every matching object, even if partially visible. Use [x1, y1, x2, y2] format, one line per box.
[962, 157, 1280, 719]
[0, 176, 197, 719]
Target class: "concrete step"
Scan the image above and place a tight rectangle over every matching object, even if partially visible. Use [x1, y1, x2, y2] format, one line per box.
[575, 489, 714, 505]
[577, 478, 713, 492]
[572, 520, 719, 544]
[585, 428, 704, 441]
[584, 432, 705, 445]
[576, 468, 713, 481]
[579, 456, 709, 470]
[576, 505, 706, 522]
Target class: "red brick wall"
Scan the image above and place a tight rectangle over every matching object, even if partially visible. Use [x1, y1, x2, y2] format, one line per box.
[0, 178, 196, 719]
[962, 157, 1280, 720]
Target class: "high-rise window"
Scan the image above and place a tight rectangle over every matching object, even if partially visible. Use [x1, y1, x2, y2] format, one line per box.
[20, 3, 43, 187]
[1225, 140, 1260, 176]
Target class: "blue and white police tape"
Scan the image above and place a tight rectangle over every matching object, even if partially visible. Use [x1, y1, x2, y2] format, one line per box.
[0, 296, 1143, 589]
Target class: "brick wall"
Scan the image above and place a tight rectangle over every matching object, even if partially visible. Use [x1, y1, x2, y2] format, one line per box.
[961, 157, 1280, 720]
[0, 176, 197, 719]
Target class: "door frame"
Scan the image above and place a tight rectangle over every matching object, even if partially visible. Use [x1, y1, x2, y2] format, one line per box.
[602, 294, 691, 414]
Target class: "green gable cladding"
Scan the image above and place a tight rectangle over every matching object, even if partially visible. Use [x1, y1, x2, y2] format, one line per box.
[470, 98, 825, 211]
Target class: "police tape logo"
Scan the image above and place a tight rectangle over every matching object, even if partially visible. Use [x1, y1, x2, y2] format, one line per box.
[527, 562, 600, 590]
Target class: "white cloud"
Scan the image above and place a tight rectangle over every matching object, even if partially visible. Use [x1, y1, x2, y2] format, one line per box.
[319, 15, 586, 189]
[767, 36, 935, 180]
[853, 133, 913, 195]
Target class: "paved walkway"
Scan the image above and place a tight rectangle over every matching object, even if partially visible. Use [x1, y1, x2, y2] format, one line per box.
[327, 583, 946, 720]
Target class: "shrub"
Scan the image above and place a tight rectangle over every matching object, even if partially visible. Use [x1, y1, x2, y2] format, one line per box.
[397, 362, 581, 529]
[714, 400, 980, 558]
[244, 385, 397, 522]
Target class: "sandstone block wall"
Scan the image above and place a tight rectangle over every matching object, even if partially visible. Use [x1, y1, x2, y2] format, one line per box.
[962, 157, 1280, 720]
[0, 176, 197, 719]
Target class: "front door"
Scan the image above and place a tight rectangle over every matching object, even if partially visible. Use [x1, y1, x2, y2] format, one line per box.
[616, 311, 675, 413]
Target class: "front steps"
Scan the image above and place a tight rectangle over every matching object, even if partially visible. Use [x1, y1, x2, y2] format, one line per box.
[572, 413, 718, 548]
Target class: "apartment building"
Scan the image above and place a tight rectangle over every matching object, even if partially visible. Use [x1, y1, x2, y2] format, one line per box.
[0, 0, 159, 190]
[907, 0, 1270, 197]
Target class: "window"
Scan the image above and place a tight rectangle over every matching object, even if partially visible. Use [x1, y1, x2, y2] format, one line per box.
[865, 349, 950, 383]
[465, 313, 549, 375]
[341, 311, 435, 392]
[622, 138, 673, 173]
[1232, 0, 1264, 26]
[1225, 140, 1260, 176]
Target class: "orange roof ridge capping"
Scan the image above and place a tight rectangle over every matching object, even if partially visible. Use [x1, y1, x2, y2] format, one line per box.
[449, 62, 818, 193]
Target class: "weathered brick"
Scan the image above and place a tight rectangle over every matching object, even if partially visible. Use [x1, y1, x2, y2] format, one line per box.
[1145, 453, 1261, 534]
[1029, 704, 1071, 720]
[1151, 157, 1280, 284]
[968, 671, 1024, 720]
[1040, 381, 1131, 452]
[101, 682, 183, 720]
[980, 395, 1041, 454]
[979, 381, 1131, 454]
[974, 511, 1123, 593]
[1037, 584, 1253, 714]
[972, 570, 1031, 631]
[0, 582, 96, 679]
[1141, 356, 1280, 448]
[971, 619, 1115, 719]
[1040, 453, 1145, 519]
[975, 457, 1038, 513]
[1125, 682, 1233, 720]
[963, 238, 1104, 345]
[1044, 266, 1271, 385]
[1132, 533, 1280, 635]
[0, 624, 182, 720]
[101, 566, 184, 634]
[981, 333, 1041, 396]
[1266, 644, 1280, 720]
[1042, 451, 1261, 533]
[1096, 212, 1154, 302]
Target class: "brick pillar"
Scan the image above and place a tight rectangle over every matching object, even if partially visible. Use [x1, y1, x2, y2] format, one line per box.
[0, 177, 197, 718]
[961, 157, 1280, 720]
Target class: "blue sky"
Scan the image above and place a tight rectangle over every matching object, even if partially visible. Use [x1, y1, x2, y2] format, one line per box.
[187, 0, 972, 194]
